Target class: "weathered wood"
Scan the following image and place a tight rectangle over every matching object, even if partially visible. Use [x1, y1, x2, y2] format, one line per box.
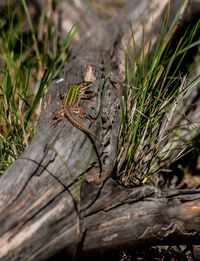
[0, 1, 200, 260]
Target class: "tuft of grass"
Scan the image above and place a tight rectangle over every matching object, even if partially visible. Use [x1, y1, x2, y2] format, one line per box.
[117, 3, 200, 186]
[0, 0, 80, 174]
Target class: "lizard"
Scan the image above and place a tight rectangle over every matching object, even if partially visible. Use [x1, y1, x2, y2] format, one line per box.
[52, 81, 99, 141]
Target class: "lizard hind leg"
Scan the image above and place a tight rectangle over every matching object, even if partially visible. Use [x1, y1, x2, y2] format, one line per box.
[52, 109, 65, 127]
[84, 114, 97, 125]
[74, 106, 97, 125]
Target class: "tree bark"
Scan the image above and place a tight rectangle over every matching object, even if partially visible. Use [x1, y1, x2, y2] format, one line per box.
[0, 1, 200, 260]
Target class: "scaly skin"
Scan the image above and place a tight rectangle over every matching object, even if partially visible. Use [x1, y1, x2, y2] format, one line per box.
[53, 81, 99, 141]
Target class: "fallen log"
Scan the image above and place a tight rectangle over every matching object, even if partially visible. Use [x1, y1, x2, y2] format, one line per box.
[0, 0, 200, 260]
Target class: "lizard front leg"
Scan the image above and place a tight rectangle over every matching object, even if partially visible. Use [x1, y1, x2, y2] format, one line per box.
[79, 93, 97, 99]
